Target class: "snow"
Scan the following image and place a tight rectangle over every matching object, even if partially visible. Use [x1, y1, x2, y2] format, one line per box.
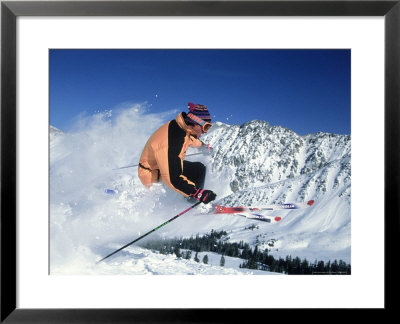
[51, 246, 280, 275]
[50, 105, 351, 275]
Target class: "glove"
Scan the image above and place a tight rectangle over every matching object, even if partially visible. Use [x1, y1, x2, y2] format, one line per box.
[192, 188, 217, 204]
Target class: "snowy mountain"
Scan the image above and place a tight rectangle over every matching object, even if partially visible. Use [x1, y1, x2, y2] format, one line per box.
[49, 108, 351, 275]
[50, 125, 64, 136]
[198, 120, 351, 263]
[203, 120, 350, 202]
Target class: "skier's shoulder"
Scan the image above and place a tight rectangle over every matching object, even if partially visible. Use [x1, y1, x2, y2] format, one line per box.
[168, 118, 186, 139]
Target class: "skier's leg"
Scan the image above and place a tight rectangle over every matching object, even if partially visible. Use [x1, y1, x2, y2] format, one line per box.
[182, 160, 206, 188]
[138, 165, 159, 188]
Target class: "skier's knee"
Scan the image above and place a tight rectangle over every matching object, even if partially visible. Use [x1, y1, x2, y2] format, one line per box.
[197, 162, 206, 178]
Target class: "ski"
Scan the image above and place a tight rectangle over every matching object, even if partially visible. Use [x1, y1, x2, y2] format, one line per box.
[214, 200, 314, 214]
[236, 213, 282, 223]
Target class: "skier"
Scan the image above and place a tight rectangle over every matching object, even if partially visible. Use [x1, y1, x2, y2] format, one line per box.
[138, 102, 217, 204]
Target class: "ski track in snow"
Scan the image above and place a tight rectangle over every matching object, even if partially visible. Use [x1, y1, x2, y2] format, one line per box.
[50, 106, 351, 275]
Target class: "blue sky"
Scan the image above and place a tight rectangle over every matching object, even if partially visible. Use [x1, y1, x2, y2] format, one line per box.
[50, 49, 350, 135]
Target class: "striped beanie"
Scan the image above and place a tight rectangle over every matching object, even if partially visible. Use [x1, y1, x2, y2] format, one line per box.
[186, 102, 212, 125]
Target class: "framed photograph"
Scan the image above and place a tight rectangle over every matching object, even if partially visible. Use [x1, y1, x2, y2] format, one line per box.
[1, 0, 398, 321]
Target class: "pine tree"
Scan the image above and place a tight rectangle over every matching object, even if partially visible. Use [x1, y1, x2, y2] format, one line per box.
[203, 254, 209, 264]
[326, 260, 331, 274]
[174, 246, 181, 258]
[220, 255, 225, 267]
[194, 252, 200, 262]
[174, 242, 181, 258]
[331, 260, 339, 273]
[317, 260, 325, 273]
[301, 259, 310, 274]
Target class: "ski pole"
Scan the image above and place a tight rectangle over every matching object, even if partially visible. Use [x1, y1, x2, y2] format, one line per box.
[112, 152, 205, 170]
[96, 201, 202, 264]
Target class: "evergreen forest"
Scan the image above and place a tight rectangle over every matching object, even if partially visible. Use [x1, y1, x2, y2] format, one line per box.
[140, 229, 351, 275]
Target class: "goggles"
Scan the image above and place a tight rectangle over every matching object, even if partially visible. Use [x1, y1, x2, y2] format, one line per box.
[187, 113, 213, 133]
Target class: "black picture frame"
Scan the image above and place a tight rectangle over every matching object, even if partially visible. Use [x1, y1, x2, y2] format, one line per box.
[1, 0, 398, 322]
